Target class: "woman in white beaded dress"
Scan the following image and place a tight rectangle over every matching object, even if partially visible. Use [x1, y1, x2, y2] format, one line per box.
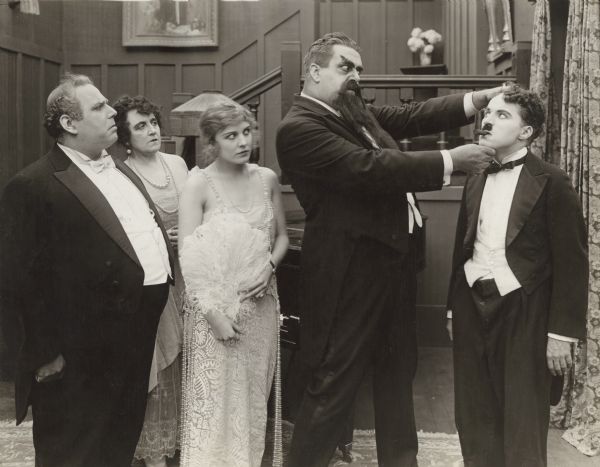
[178, 102, 288, 467]
[113, 95, 188, 467]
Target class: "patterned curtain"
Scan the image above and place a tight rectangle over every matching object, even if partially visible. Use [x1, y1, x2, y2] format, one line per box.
[550, 0, 600, 457]
[529, 0, 561, 165]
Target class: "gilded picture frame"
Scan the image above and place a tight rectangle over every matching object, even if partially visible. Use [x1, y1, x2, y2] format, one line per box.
[123, 0, 218, 48]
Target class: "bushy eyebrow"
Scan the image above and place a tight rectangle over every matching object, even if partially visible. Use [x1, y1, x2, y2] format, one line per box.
[339, 55, 363, 73]
[91, 99, 108, 111]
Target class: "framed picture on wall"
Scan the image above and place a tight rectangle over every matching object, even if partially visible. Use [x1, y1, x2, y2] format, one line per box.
[123, 0, 218, 47]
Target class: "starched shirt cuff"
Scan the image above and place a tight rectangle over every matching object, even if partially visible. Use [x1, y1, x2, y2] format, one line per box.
[464, 92, 478, 117]
[446, 310, 453, 319]
[548, 333, 578, 343]
[441, 149, 453, 186]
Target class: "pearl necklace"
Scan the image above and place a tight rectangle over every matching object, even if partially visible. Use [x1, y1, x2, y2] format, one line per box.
[130, 153, 179, 215]
[129, 153, 170, 189]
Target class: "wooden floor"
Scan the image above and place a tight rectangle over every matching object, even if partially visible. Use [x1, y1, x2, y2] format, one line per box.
[1, 347, 597, 466]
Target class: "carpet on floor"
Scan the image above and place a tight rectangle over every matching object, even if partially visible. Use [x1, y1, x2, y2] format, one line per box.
[0, 420, 34, 467]
[264, 422, 464, 466]
[1, 419, 465, 467]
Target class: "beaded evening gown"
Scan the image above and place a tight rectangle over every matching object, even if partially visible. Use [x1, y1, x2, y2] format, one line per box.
[179, 165, 281, 467]
[126, 153, 185, 461]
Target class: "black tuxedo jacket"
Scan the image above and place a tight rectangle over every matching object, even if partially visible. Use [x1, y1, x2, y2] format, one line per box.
[0, 144, 175, 424]
[276, 93, 472, 367]
[447, 151, 588, 339]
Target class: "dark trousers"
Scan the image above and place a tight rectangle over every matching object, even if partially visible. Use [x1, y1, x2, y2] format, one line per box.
[31, 283, 169, 467]
[288, 236, 419, 467]
[452, 274, 552, 467]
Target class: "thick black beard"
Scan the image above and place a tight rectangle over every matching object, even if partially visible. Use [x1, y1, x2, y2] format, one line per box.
[332, 80, 381, 143]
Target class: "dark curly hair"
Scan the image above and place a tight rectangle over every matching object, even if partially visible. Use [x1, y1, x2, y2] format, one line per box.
[501, 85, 546, 142]
[111, 95, 163, 146]
[303, 32, 361, 76]
[43, 73, 94, 140]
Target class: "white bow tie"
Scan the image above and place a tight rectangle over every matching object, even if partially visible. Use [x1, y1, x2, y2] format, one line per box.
[89, 155, 116, 173]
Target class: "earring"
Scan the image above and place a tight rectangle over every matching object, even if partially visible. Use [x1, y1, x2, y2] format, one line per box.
[126, 147, 132, 155]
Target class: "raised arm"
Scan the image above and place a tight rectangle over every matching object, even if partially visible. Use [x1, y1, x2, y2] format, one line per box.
[277, 116, 445, 196]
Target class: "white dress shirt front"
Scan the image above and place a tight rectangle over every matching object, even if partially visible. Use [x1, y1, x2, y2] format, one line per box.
[460, 147, 575, 342]
[58, 144, 172, 285]
[463, 148, 527, 296]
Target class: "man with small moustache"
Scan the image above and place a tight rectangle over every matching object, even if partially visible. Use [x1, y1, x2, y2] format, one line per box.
[0, 73, 175, 467]
[446, 87, 587, 467]
[276, 32, 506, 467]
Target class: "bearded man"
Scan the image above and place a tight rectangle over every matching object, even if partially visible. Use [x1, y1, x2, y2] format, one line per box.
[276, 32, 505, 467]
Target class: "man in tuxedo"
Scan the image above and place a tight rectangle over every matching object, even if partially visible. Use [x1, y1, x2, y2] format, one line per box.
[0, 74, 175, 467]
[276, 32, 504, 467]
[446, 87, 588, 467]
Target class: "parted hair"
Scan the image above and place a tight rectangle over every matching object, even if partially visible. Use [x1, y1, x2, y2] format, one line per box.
[198, 103, 258, 162]
[303, 32, 361, 76]
[112, 95, 163, 146]
[43, 73, 94, 140]
[502, 85, 546, 142]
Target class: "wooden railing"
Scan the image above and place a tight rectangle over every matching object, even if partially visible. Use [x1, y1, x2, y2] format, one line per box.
[229, 66, 282, 104]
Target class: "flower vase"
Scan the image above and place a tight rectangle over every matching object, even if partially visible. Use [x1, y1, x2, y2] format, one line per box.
[419, 51, 432, 66]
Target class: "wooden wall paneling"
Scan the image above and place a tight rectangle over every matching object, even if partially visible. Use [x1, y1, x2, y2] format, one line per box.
[107, 65, 139, 103]
[221, 43, 259, 94]
[63, 2, 124, 62]
[444, 0, 488, 75]
[414, 0, 442, 48]
[138, 64, 145, 97]
[319, 0, 332, 35]
[387, 0, 413, 103]
[417, 188, 462, 304]
[70, 65, 103, 90]
[175, 64, 183, 94]
[460, 0, 468, 73]
[182, 65, 216, 95]
[358, 0, 386, 104]
[263, 12, 302, 170]
[298, 0, 318, 49]
[0, 7, 11, 35]
[21, 54, 41, 167]
[261, 85, 282, 172]
[264, 12, 301, 71]
[218, 0, 263, 51]
[145, 65, 176, 134]
[16, 53, 23, 172]
[0, 48, 18, 188]
[445, 0, 454, 73]
[11, 7, 33, 43]
[33, 1, 63, 51]
[415, 187, 463, 346]
[353, 0, 360, 43]
[39, 58, 45, 156]
[330, 0, 355, 37]
[43, 60, 61, 153]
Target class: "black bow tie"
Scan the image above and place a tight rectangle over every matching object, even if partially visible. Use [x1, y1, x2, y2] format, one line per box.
[485, 157, 526, 175]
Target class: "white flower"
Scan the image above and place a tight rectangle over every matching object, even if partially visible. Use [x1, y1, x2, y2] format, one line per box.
[411, 27, 422, 38]
[408, 27, 442, 54]
[407, 37, 425, 52]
